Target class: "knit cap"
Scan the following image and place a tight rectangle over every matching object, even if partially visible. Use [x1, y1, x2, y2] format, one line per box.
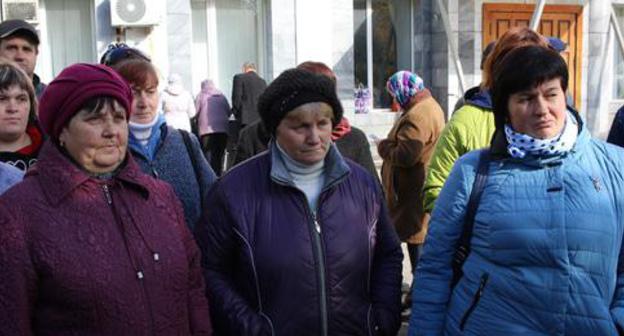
[386, 71, 425, 109]
[38, 63, 133, 140]
[258, 68, 343, 135]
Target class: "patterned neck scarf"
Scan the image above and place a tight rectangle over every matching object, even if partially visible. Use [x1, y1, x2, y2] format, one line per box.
[504, 111, 578, 159]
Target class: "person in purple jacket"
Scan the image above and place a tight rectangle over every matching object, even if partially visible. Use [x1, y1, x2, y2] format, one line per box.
[195, 79, 231, 176]
[0, 63, 212, 335]
[195, 68, 403, 336]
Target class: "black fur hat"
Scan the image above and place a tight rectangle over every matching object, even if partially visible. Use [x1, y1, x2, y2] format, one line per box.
[258, 68, 343, 135]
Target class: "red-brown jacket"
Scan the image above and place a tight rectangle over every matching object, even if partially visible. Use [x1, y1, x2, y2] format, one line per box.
[0, 142, 212, 335]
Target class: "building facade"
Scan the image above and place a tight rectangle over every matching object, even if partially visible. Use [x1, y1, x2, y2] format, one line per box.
[7, 0, 622, 138]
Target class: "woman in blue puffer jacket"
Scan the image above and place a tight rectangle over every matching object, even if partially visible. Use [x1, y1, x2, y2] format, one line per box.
[409, 45, 624, 335]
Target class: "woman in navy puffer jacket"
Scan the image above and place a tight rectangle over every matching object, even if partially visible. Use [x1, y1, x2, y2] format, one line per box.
[410, 46, 624, 336]
[196, 68, 403, 336]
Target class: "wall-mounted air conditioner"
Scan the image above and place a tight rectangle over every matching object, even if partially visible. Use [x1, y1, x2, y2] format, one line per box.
[2, 0, 39, 24]
[110, 0, 159, 27]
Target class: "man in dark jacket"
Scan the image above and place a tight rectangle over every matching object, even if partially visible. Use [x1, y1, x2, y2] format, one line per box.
[227, 62, 267, 168]
[231, 62, 267, 127]
[0, 19, 46, 98]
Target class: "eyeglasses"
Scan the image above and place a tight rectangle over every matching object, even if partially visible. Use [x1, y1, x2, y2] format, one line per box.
[99, 43, 151, 66]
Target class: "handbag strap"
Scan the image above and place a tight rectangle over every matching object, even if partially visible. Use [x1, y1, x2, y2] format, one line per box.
[457, 149, 491, 249]
[179, 129, 203, 197]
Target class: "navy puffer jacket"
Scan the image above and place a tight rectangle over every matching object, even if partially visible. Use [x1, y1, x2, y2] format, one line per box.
[196, 143, 403, 336]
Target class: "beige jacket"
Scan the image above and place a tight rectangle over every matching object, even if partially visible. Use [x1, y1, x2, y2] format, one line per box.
[378, 89, 445, 244]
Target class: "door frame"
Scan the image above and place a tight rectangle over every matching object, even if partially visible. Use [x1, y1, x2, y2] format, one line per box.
[482, 3, 583, 108]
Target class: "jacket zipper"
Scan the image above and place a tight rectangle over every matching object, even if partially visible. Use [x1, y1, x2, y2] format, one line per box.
[102, 184, 156, 335]
[271, 171, 348, 336]
[366, 220, 377, 335]
[367, 304, 373, 336]
[310, 210, 328, 336]
[102, 184, 113, 205]
[459, 273, 489, 331]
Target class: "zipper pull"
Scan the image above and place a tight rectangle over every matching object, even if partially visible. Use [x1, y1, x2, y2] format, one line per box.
[313, 214, 321, 234]
[478, 273, 489, 295]
[591, 176, 601, 192]
[151, 166, 159, 179]
[102, 185, 112, 205]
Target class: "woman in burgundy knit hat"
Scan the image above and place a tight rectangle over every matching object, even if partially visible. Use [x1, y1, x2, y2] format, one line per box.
[0, 63, 212, 335]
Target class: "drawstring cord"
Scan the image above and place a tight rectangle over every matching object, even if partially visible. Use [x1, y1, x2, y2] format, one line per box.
[117, 182, 161, 264]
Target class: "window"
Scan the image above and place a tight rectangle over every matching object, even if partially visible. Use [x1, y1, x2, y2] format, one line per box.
[46, 0, 95, 78]
[614, 6, 624, 99]
[354, 0, 413, 109]
[192, 0, 267, 103]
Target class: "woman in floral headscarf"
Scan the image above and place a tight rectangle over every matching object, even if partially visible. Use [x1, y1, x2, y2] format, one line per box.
[377, 70, 445, 309]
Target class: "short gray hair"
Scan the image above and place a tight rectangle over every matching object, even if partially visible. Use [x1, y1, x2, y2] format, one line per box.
[243, 62, 256, 71]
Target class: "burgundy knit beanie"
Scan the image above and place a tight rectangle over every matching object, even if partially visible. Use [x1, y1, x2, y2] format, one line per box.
[38, 63, 133, 140]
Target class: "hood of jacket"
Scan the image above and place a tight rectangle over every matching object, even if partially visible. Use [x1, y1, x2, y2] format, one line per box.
[464, 87, 492, 110]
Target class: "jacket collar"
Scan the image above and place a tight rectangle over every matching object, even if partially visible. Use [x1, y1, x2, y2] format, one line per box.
[490, 107, 588, 167]
[31, 142, 151, 206]
[403, 89, 432, 111]
[269, 140, 350, 191]
[465, 87, 492, 110]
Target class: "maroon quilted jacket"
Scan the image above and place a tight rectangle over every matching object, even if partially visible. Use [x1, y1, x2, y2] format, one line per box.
[0, 142, 212, 335]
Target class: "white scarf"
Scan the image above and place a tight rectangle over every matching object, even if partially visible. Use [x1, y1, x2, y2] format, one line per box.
[504, 111, 578, 159]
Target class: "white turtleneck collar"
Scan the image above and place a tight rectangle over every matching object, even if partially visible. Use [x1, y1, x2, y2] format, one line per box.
[276, 141, 326, 212]
[129, 114, 160, 147]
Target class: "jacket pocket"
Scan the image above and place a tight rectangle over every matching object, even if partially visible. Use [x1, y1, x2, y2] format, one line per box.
[260, 312, 275, 336]
[459, 273, 489, 331]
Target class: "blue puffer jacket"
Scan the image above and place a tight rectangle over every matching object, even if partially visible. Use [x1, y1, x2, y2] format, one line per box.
[196, 143, 403, 336]
[410, 113, 624, 335]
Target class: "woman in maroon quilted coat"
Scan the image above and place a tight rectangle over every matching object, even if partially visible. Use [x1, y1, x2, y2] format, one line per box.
[0, 63, 212, 335]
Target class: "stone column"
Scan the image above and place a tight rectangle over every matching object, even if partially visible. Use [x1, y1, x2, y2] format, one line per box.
[586, 1, 611, 136]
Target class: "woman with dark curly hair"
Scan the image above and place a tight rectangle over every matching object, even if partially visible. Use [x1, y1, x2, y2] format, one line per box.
[410, 45, 624, 336]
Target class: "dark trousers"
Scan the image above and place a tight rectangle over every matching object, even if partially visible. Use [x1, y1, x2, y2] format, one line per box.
[407, 243, 423, 274]
[225, 120, 242, 170]
[201, 133, 228, 176]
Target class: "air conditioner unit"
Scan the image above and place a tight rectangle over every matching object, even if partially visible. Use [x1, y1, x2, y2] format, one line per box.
[2, 0, 39, 24]
[110, 0, 159, 27]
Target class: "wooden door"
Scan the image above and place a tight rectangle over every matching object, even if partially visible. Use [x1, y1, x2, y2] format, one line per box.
[483, 4, 583, 108]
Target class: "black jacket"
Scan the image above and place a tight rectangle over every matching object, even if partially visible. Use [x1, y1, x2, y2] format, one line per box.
[231, 71, 267, 126]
